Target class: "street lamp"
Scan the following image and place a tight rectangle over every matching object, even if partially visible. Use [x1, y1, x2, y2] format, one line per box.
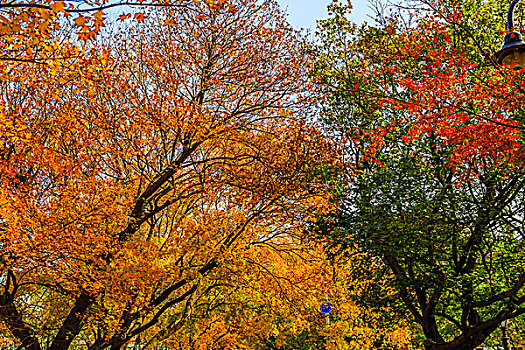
[501, 319, 512, 350]
[496, 0, 525, 68]
[320, 299, 332, 325]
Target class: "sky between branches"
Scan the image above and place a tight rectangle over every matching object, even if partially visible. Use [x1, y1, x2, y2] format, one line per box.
[277, 0, 372, 30]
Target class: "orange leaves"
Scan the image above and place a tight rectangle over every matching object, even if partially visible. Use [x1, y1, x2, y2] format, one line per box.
[134, 12, 146, 21]
[73, 12, 106, 40]
[164, 17, 175, 26]
[93, 10, 105, 22]
[205, 0, 226, 9]
[0, 4, 67, 62]
[0, 0, 345, 348]
[0, 0, 193, 63]
[74, 15, 88, 27]
[49, 1, 65, 13]
[119, 13, 131, 21]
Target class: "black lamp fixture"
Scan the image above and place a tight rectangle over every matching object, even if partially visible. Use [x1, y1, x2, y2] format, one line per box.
[496, 0, 525, 68]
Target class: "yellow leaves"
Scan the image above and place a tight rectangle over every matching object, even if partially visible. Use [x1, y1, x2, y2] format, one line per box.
[169, 241, 414, 350]
[204, 0, 226, 9]
[390, 328, 413, 344]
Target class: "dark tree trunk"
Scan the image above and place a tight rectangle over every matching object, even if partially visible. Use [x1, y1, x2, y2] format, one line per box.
[48, 291, 95, 350]
[0, 294, 41, 350]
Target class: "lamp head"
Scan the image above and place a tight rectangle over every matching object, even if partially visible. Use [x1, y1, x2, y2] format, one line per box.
[496, 30, 525, 69]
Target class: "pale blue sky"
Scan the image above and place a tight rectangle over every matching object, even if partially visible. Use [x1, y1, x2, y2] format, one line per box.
[277, 0, 373, 30]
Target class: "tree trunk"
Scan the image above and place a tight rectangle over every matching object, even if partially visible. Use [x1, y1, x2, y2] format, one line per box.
[48, 291, 95, 350]
[0, 295, 41, 350]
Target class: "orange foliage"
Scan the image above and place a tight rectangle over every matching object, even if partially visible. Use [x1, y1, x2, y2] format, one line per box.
[0, 1, 339, 349]
[0, 1, 417, 349]
[0, 0, 229, 63]
[151, 244, 415, 350]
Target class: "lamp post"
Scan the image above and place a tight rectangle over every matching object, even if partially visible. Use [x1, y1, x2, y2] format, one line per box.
[496, 0, 525, 68]
[320, 299, 332, 325]
[501, 319, 511, 350]
[320, 299, 332, 350]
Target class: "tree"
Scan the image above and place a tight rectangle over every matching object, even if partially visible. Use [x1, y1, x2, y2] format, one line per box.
[313, 1, 525, 349]
[0, 1, 337, 349]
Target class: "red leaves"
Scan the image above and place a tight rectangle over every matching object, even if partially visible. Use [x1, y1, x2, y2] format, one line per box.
[318, 1, 524, 182]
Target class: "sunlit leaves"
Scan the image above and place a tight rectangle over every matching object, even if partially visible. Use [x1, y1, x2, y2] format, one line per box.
[0, 1, 341, 349]
[315, 0, 523, 178]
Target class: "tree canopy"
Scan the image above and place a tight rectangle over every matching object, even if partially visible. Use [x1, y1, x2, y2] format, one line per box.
[0, 1, 338, 348]
[313, 0, 525, 349]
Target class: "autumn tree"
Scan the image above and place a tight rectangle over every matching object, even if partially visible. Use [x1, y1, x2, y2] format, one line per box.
[0, 1, 339, 349]
[313, 1, 525, 349]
